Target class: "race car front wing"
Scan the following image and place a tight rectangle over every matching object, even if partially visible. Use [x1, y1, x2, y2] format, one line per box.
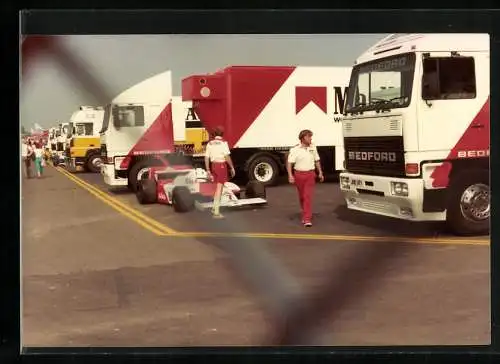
[194, 197, 267, 211]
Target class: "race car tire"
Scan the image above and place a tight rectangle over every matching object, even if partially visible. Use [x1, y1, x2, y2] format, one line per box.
[136, 179, 157, 205]
[128, 159, 163, 192]
[172, 186, 194, 213]
[245, 181, 266, 199]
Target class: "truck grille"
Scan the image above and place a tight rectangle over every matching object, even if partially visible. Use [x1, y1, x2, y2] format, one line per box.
[344, 136, 405, 177]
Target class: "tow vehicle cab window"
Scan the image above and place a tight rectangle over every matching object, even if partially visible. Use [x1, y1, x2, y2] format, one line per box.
[112, 105, 145, 128]
[345, 52, 415, 113]
[422, 56, 476, 100]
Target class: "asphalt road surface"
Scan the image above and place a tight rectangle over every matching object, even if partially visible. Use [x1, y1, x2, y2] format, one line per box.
[21, 165, 490, 347]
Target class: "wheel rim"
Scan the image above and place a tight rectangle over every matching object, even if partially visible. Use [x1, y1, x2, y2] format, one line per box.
[137, 167, 150, 181]
[253, 162, 273, 183]
[459, 183, 490, 222]
[92, 157, 103, 168]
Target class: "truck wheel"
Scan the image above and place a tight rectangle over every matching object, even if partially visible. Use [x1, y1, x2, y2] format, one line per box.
[172, 186, 194, 213]
[128, 160, 162, 192]
[86, 154, 103, 173]
[245, 181, 266, 199]
[136, 179, 157, 205]
[247, 155, 279, 186]
[446, 172, 490, 236]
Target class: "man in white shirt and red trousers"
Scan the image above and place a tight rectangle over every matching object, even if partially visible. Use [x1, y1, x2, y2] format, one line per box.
[286, 129, 324, 227]
[205, 126, 236, 219]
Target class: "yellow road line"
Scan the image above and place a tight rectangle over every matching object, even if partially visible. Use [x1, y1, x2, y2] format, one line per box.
[57, 166, 178, 234]
[162, 231, 489, 246]
[55, 167, 177, 235]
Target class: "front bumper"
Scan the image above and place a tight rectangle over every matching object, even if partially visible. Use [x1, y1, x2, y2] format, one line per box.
[101, 163, 128, 186]
[339, 172, 445, 222]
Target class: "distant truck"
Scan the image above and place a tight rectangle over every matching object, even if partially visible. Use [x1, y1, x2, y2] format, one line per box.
[100, 70, 207, 191]
[339, 33, 490, 236]
[182, 66, 352, 185]
[52, 122, 70, 166]
[48, 127, 57, 153]
[65, 106, 105, 173]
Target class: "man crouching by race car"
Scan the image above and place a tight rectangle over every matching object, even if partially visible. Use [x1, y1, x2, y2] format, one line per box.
[204, 126, 236, 219]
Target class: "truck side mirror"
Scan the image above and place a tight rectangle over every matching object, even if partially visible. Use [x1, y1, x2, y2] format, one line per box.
[359, 93, 367, 105]
[422, 72, 440, 100]
[112, 107, 121, 129]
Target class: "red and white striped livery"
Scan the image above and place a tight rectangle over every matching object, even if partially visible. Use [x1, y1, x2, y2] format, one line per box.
[339, 33, 490, 235]
[182, 66, 351, 185]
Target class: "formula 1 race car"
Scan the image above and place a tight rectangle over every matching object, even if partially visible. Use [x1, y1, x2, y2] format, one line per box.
[135, 167, 267, 213]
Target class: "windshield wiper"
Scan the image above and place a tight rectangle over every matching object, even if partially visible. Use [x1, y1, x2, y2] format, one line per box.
[346, 103, 367, 114]
[369, 96, 407, 112]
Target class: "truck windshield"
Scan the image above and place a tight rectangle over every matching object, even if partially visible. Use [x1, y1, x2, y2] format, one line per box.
[74, 123, 93, 135]
[112, 105, 145, 128]
[99, 104, 112, 134]
[345, 52, 416, 113]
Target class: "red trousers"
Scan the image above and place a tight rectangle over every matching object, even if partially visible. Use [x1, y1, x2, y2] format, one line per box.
[294, 170, 316, 222]
[211, 162, 228, 184]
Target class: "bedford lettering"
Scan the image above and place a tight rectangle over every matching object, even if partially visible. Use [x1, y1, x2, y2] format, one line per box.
[457, 149, 490, 158]
[348, 151, 397, 162]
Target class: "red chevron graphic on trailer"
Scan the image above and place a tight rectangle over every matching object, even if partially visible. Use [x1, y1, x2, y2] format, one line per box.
[182, 66, 295, 147]
[120, 102, 175, 169]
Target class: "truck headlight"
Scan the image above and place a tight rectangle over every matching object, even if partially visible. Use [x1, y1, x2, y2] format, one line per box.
[391, 182, 408, 197]
[340, 176, 350, 189]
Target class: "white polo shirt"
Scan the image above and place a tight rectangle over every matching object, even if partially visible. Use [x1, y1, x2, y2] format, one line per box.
[287, 143, 320, 171]
[205, 136, 230, 163]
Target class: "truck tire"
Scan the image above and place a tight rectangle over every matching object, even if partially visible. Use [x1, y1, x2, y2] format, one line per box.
[245, 181, 266, 199]
[128, 160, 162, 192]
[86, 154, 102, 173]
[446, 172, 490, 236]
[172, 186, 194, 213]
[136, 179, 157, 205]
[247, 155, 279, 186]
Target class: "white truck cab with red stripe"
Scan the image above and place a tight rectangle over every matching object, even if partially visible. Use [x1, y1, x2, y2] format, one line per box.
[182, 66, 351, 186]
[339, 33, 490, 235]
[100, 70, 194, 191]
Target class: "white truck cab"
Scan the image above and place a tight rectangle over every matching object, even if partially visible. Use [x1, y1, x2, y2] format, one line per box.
[53, 122, 70, 166]
[65, 106, 105, 172]
[100, 71, 193, 191]
[339, 33, 490, 236]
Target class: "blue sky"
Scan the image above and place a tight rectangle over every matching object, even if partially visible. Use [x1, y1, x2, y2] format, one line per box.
[20, 34, 388, 130]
